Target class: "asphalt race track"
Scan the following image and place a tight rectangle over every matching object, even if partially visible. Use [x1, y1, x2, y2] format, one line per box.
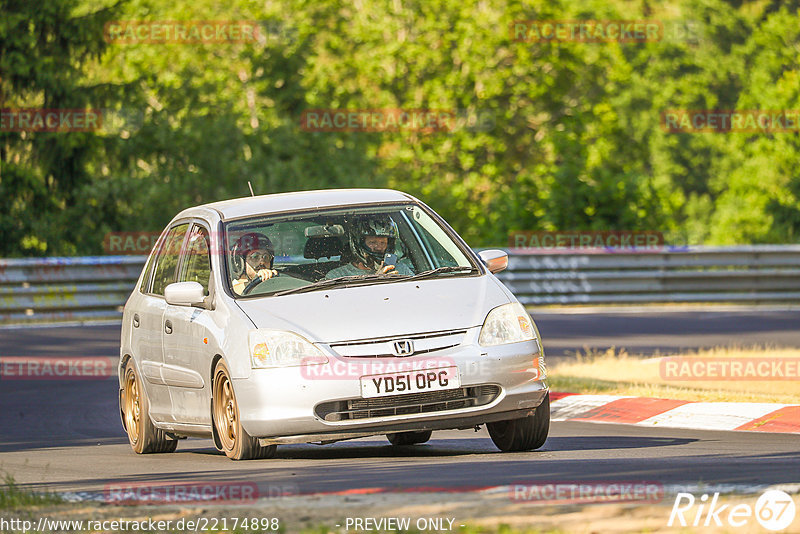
[3, 309, 800, 360]
[1, 309, 800, 497]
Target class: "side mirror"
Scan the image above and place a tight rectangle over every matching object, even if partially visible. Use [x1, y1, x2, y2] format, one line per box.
[165, 281, 206, 307]
[478, 249, 508, 274]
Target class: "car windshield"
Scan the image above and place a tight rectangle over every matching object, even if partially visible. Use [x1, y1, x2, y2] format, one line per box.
[223, 203, 478, 297]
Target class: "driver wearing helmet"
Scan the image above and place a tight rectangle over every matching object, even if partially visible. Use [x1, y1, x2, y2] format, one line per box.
[231, 232, 278, 295]
[326, 215, 413, 279]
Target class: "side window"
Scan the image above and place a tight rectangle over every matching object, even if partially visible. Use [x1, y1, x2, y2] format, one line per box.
[405, 208, 469, 269]
[180, 224, 211, 295]
[151, 223, 189, 296]
[139, 244, 160, 293]
[416, 224, 458, 267]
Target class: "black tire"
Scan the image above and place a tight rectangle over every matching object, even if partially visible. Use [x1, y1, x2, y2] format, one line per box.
[122, 363, 178, 454]
[212, 360, 277, 460]
[387, 430, 432, 446]
[487, 392, 550, 452]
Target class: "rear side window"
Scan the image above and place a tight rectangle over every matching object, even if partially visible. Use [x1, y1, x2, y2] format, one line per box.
[139, 245, 159, 294]
[151, 223, 189, 295]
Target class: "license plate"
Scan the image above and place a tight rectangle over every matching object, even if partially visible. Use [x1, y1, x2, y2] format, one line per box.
[360, 367, 461, 398]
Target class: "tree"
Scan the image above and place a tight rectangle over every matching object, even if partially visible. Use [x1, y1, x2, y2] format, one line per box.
[0, 0, 125, 255]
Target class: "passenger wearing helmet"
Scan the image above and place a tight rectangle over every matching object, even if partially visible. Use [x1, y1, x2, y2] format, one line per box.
[326, 215, 413, 279]
[231, 232, 279, 295]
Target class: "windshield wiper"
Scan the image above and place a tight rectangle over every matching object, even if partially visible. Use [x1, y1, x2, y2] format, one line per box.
[271, 267, 474, 297]
[403, 266, 477, 281]
[271, 272, 406, 296]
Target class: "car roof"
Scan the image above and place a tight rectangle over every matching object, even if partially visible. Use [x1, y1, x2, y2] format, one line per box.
[180, 188, 418, 221]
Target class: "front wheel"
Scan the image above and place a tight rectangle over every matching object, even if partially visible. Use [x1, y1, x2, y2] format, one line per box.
[212, 360, 276, 460]
[387, 430, 432, 446]
[122, 363, 178, 454]
[487, 392, 550, 452]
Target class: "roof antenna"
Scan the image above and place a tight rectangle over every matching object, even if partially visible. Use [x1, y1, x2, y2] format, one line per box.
[247, 181, 255, 197]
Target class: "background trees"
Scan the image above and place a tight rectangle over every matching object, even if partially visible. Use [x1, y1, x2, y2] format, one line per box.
[1, 0, 798, 256]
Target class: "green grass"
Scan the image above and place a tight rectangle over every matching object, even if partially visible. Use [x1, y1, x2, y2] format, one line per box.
[0, 473, 63, 509]
[549, 375, 629, 393]
[548, 346, 800, 403]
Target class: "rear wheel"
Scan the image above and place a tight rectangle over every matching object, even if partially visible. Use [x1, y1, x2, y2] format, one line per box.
[212, 360, 276, 460]
[387, 430, 432, 446]
[487, 392, 550, 452]
[122, 364, 178, 454]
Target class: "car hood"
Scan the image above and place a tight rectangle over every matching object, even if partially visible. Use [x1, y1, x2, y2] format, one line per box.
[235, 275, 512, 343]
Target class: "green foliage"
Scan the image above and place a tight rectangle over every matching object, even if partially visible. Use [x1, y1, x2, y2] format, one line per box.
[1, 0, 799, 256]
[0, 0, 126, 256]
[0, 472, 63, 509]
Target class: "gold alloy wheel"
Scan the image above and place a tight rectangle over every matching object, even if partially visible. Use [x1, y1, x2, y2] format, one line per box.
[212, 360, 276, 460]
[213, 368, 238, 452]
[124, 366, 141, 445]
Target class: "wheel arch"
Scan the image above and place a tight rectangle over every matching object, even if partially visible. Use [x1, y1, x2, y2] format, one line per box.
[118, 354, 134, 432]
[210, 353, 225, 450]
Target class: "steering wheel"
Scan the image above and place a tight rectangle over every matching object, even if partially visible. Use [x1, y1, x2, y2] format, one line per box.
[243, 272, 278, 295]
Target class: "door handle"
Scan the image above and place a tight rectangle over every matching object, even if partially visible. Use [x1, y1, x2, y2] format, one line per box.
[133, 313, 140, 328]
[164, 319, 173, 335]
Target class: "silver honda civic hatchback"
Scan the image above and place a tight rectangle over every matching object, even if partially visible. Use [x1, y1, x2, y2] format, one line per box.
[119, 189, 549, 460]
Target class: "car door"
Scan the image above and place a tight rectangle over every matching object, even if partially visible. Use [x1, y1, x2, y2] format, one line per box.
[137, 222, 189, 422]
[162, 222, 214, 425]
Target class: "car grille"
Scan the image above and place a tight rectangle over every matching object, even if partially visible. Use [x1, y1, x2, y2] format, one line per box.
[315, 385, 501, 422]
[329, 329, 468, 358]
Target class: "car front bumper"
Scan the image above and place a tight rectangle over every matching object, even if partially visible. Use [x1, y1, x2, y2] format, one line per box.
[233, 336, 548, 443]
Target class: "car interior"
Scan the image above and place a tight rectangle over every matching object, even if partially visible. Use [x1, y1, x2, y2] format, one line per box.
[281, 235, 345, 281]
[227, 210, 437, 290]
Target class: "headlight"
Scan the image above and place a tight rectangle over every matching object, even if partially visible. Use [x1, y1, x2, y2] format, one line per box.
[249, 329, 328, 368]
[478, 302, 536, 347]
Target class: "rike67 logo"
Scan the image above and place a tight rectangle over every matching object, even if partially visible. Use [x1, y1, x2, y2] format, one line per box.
[668, 490, 796, 531]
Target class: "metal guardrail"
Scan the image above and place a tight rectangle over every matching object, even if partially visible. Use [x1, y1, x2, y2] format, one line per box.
[2, 246, 800, 325]
[0, 256, 145, 325]
[496, 245, 800, 305]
